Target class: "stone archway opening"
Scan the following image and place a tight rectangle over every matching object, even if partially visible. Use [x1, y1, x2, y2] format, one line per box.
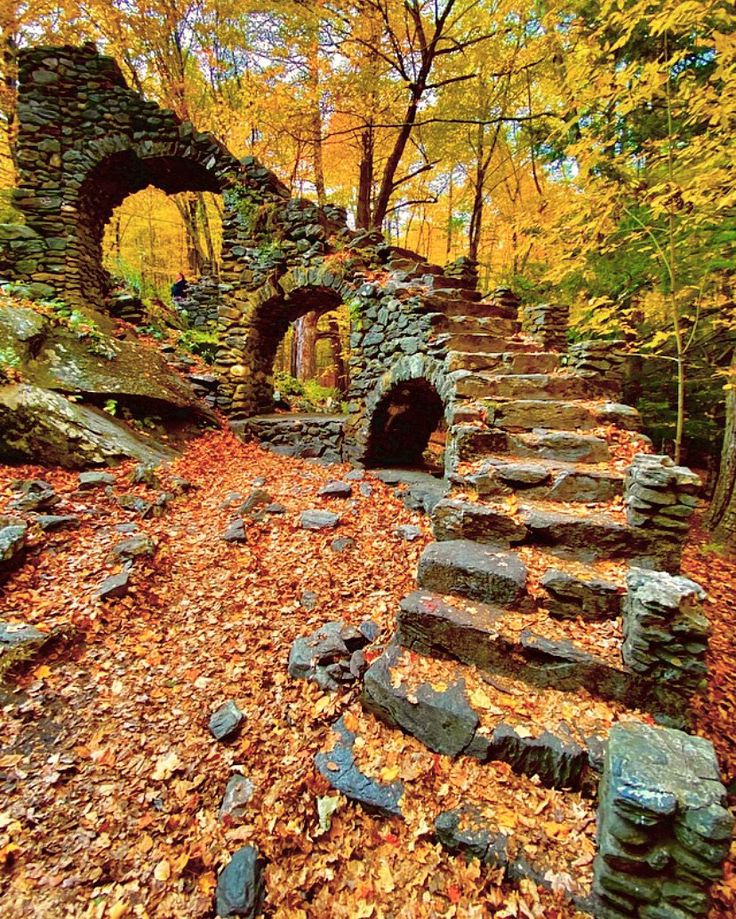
[364, 378, 447, 471]
[76, 150, 227, 308]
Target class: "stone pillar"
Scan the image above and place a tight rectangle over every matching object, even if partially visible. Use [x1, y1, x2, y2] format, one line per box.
[594, 721, 732, 918]
[519, 302, 570, 350]
[566, 340, 627, 398]
[622, 567, 709, 695]
[625, 454, 701, 571]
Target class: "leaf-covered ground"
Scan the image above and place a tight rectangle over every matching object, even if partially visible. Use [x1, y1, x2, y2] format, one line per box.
[0, 430, 733, 917]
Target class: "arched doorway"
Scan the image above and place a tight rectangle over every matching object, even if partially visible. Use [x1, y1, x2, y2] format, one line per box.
[364, 378, 446, 470]
[75, 150, 226, 307]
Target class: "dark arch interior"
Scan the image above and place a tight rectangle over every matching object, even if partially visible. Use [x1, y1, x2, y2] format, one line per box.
[77, 151, 225, 303]
[364, 378, 445, 469]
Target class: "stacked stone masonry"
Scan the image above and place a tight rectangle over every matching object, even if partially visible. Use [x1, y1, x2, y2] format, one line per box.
[594, 722, 732, 918]
[1, 44, 731, 916]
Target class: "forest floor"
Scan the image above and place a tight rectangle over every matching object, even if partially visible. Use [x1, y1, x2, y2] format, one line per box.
[0, 429, 734, 918]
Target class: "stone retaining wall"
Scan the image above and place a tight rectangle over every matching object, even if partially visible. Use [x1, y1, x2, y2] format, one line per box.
[175, 275, 226, 328]
[594, 722, 732, 918]
[232, 414, 346, 464]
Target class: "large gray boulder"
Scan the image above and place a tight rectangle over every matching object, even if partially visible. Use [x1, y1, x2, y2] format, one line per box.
[0, 383, 176, 468]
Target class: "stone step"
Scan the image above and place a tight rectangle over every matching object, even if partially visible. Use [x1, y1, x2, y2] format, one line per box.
[445, 350, 561, 375]
[449, 425, 612, 465]
[426, 288, 484, 303]
[361, 642, 604, 791]
[454, 372, 615, 402]
[395, 590, 651, 710]
[451, 456, 624, 504]
[416, 539, 529, 607]
[431, 500, 673, 569]
[441, 333, 540, 354]
[439, 299, 517, 319]
[448, 316, 520, 336]
[485, 399, 642, 432]
[317, 707, 597, 910]
[431, 498, 635, 560]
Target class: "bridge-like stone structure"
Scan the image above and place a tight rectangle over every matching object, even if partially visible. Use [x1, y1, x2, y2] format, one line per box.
[0, 44, 731, 917]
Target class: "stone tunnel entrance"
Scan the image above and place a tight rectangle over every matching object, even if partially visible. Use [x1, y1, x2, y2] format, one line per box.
[364, 378, 446, 470]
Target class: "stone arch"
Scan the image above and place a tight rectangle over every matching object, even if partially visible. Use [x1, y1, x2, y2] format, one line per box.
[3, 43, 287, 308]
[354, 354, 453, 469]
[225, 265, 357, 417]
[69, 136, 239, 305]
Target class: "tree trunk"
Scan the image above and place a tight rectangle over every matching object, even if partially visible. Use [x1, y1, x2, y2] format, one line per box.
[356, 124, 374, 229]
[174, 194, 205, 275]
[707, 352, 736, 547]
[295, 311, 318, 381]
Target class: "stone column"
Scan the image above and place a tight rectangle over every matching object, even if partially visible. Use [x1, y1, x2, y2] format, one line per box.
[594, 721, 732, 918]
[625, 454, 701, 572]
[622, 567, 709, 695]
[519, 302, 569, 350]
[566, 340, 627, 398]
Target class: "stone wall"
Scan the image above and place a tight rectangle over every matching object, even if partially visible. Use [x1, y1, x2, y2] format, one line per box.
[594, 722, 732, 918]
[0, 44, 287, 308]
[565, 340, 627, 400]
[232, 414, 345, 464]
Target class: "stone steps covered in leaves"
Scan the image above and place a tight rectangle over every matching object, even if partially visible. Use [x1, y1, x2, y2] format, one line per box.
[394, 589, 664, 713]
[445, 349, 561, 375]
[361, 642, 615, 792]
[447, 316, 520, 337]
[430, 499, 666, 565]
[431, 296, 516, 319]
[453, 371, 618, 403]
[481, 399, 642, 433]
[449, 455, 624, 505]
[314, 707, 598, 910]
[450, 425, 613, 465]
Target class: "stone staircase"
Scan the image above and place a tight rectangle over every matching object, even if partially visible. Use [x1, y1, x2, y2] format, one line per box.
[344, 284, 732, 916]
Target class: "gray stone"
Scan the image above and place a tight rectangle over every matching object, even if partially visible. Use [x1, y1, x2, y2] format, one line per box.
[318, 480, 352, 498]
[109, 534, 154, 562]
[300, 510, 340, 530]
[395, 524, 422, 542]
[219, 775, 255, 822]
[417, 539, 527, 606]
[78, 470, 115, 489]
[209, 700, 245, 741]
[35, 514, 80, 531]
[9, 479, 59, 512]
[314, 716, 403, 817]
[0, 518, 28, 572]
[540, 568, 622, 620]
[96, 568, 131, 600]
[222, 519, 247, 543]
[432, 498, 527, 547]
[435, 804, 509, 866]
[288, 621, 370, 690]
[215, 844, 266, 917]
[330, 536, 355, 552]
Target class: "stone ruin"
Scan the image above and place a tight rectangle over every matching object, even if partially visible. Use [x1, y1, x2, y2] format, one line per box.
[0, 43, 732, 918]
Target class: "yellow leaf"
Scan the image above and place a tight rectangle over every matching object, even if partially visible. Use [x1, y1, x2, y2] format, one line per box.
[107, 902, 128, 919]
[377, 860, 395, 893]
[154, 858, 170, 881]
[380, 764, 400, 783]
[34, 665, 52, 679]
[152, 751, 181, 781]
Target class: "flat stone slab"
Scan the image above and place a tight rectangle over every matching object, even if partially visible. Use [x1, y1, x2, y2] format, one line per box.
[96, 568, 131, 600]
[318, 481, 352, 498]
[314, 716, 404, 817]
[0, 517, 28, 575]
[300, 510, 340, 530]
[78, 471, 115, 489]
[221, 519, 247, 543]
[417, 539, 527, 606]
[0, 620, 50, 675]
[510, 430, 611, 464]
[219, 775, 255, 822]
[35, 514, 80, 531]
